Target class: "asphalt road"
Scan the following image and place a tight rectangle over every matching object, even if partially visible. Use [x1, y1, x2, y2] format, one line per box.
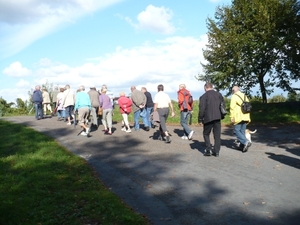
[3, 116, 300, 225]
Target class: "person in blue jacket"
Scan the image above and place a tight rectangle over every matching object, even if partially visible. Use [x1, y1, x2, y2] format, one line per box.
[32, 85, 43, 120]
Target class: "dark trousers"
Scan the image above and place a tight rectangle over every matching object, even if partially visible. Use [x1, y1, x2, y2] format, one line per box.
[203, 119, 221, 153]
[157, 108, 169, 133]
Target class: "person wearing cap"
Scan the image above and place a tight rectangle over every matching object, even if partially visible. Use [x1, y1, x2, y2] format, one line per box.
[74, 85, 92, 136]
[88, 86, 100, 128]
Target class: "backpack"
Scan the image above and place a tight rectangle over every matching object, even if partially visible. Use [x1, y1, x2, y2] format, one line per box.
[236, 94, 252, 114]
[182, 91, 193, 110]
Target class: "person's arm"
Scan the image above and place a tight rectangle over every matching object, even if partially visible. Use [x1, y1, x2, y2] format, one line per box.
[169, 101, 175, 117]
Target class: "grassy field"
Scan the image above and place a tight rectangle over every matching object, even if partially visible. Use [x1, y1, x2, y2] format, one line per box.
[0, 120, 149, 225]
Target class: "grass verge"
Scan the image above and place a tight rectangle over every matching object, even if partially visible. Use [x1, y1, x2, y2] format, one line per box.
[0, 120, 149, 225]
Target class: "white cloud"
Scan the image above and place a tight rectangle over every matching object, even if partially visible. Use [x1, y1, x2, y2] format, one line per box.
[2, 62, 32, 77]
[123, 5, 176, 34]
[1, 35, 208, 103]
[0, 0, 125, 59]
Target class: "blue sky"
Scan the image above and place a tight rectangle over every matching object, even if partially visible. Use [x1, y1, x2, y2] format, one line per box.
[1, 0, 292, 104]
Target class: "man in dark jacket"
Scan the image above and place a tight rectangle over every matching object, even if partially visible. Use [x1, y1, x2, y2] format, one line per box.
[32, 85, 43, 120]
[198, 83, 225, 157]
[141, 87, 154, 129]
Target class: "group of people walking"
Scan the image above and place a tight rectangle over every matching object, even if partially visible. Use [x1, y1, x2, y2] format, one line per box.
[32, 82, 252, 155]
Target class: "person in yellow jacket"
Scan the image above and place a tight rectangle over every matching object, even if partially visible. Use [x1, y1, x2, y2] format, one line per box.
[230, 86, 251, 152]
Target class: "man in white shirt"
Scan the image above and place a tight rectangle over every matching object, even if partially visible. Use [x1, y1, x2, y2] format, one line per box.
[153, 84, 175, 143]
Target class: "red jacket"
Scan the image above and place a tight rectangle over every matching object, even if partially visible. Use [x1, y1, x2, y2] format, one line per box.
[118, 96, 132, 114]
[177, 88, 192, 111]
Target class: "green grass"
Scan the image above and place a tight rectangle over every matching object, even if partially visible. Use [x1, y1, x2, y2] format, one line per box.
[0, 120, 149, 225]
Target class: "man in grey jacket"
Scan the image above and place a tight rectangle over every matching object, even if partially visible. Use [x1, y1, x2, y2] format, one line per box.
[130, 86, 149, 131]
[88, 86, 100, 128]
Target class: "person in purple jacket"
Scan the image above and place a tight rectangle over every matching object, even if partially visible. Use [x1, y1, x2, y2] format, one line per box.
[99, 87, 114, 135]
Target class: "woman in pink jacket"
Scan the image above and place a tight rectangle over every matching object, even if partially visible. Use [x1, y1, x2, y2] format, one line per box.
[118, 92, 132, 133]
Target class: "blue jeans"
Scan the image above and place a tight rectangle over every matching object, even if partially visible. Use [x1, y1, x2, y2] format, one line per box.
[134, 109, 149, 130]
[180, 111, 192, 136]
[34, 103, 43, 119]
[234, 122, 248, 145]
[146, 107, 154, 127]
[57, 110, 66, 119]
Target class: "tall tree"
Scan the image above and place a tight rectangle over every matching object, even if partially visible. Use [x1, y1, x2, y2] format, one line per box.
[199, 0, 300, 102]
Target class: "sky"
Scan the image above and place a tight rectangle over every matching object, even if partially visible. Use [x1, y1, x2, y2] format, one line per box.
[0, 0, 294, 104]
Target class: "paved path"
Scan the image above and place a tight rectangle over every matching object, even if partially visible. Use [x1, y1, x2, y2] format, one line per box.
[3, 116, 300, 225]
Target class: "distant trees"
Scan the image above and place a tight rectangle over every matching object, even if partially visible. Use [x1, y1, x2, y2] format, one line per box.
[198, 0, 300, 103]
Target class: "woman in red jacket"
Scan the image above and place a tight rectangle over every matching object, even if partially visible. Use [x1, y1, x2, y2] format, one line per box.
[118, 92, 133, 133]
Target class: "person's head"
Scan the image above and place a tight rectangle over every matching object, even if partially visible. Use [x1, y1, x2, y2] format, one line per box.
[60, 87, 64, 92]
[101, 87, 107, 94]
[157, 84, 164, 92]
[204, 83, 213, 92]
[42, 88, 47, 92]
[102, 84, 107, 90]
[79, 85, 85, 92]
[35, 85, 40, 90]
[130, 86, 136, 92]
[141, 87, 147, 93]
[232, 86, 239, 94]
[65, 84, 70, 90]
[179, 84, 186, 90]
[119, 92, 125, 97]
[90, 86, 96, 90]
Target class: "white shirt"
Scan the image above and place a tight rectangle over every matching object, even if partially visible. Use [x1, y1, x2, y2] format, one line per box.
[154, 91, 171, 108]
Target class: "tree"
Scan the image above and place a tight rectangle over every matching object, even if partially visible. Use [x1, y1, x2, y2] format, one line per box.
[198, 0, 300, 103]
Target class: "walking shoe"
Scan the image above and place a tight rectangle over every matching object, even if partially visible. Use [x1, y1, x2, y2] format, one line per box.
[188, 130, 194, 140]
[204, 148, 212, 156]
[242, 141, 252, 153]
[66, 122, 71, 125]
[165, 136, 171, 143]
[158, 135, 166, 141]
[105, 131, 112, 135]
[81, 131, 87, 136]
[86, 128, 90, 135]
[126, 129, 131, 133]
[121, 127, 126, 131]
[181, 136, 188, 140]
[144, 126, 150, 131]
[212, 152, 219, 157]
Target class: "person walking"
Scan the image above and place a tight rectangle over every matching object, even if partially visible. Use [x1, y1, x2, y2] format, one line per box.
[130, 86, 149, 131]
[118, 92, 132, 133]
[56, 87, 66, 121]
[99, 87, 113, 135]
[62, 84, 75, 125]
[153, 84, 175, 143]
[177, 84, 194, 140]
[74, 85, 91, 136]
[42, 88, 53, 116]
[141, 87, 155, 129]
[230, 86, 252, 152]
[52, 86, 59, 110]
[198, 82, 225, 157]
[32, 85, 43, 120]
[88, 86, 100, 129]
